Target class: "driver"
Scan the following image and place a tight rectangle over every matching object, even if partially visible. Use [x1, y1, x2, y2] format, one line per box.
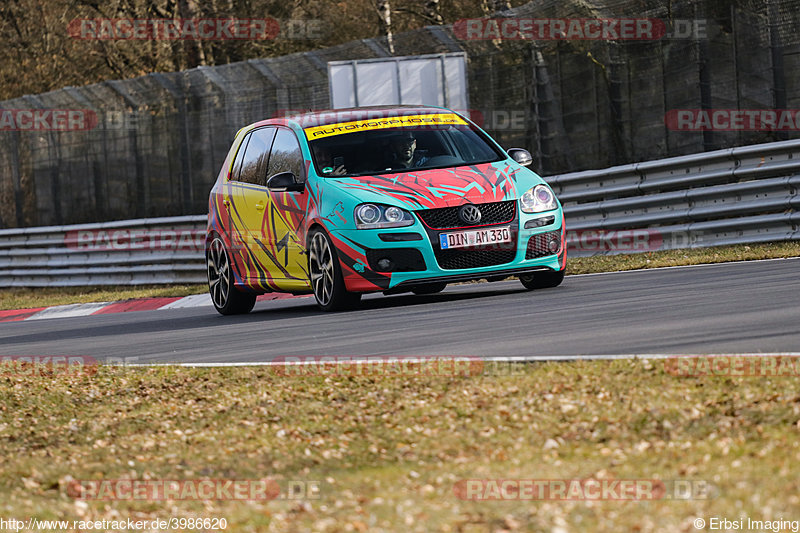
[385, 130, 428, 169]
[315, 146, 347, 176]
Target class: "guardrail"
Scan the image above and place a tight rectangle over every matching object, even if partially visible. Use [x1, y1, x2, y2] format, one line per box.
[548, 138, 800, 256]
[0, 215, 207, 286]
[1, 139, 798, 286]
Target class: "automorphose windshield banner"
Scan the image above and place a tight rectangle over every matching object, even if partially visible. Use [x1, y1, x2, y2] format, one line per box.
[303, 113, 468, 140]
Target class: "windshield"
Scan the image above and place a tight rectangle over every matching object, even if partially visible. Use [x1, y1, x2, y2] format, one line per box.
[305, 113, 504, 177]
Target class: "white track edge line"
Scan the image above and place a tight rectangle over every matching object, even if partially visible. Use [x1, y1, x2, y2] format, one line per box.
[121, 353, 800, 367]
[568, 256, 800, 277]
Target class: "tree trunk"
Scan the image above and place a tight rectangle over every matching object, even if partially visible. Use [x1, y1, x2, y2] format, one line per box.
[481, 0, 512, 16]
[177, 0, 207, 69]
[376, 0, 394, 54]
[425, 0, 444, 25]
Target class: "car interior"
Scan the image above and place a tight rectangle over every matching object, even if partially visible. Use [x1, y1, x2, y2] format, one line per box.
[309, 125, 501, 176]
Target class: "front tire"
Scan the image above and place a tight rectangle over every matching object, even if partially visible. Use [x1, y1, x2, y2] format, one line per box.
[519, 269, 565, 290]
[207, 237, 256, 315]
[308, 229, 361, 312]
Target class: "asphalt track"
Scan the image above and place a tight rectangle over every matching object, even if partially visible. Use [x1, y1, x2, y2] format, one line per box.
[1, 258, 798, 363]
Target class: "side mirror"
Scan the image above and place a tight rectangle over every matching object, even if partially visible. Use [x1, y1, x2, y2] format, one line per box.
[267, 171, 304, 192]
[507, 148, 533, 167]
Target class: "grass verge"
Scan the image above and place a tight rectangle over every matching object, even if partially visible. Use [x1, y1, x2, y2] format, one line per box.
[1, 241, 798, 311]
[1, 360, 798, 531]
[566, 241, 800, 275]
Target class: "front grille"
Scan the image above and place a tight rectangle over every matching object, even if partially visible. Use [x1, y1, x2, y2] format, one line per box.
[526, 231, 561, 259]
[416, 200, 516, 229]
[434, 248, 517, 270]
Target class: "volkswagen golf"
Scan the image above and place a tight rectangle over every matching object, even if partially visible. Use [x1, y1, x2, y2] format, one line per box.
[206, 106, 565, 313]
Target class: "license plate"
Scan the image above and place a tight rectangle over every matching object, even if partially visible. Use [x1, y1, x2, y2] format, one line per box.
[439, 226, 512, 250]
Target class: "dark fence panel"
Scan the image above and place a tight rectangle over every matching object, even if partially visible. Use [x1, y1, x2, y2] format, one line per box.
[1, 0, 799, 228]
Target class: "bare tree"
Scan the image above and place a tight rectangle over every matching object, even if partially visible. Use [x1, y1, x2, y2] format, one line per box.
[177, 0, 208, 69]
[376, 0, 394, 54]
[481, 0, 512, 16]
[0, 0, 527, 100]
[394, 0, 444, 25]
[424, 0, 443, 25]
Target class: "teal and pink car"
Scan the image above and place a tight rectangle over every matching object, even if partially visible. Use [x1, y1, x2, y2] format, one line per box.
[206, 106, 565, 313]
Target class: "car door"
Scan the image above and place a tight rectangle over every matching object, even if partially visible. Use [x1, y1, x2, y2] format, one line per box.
[225, 126, 290, 287]
[264, 127, 310, 288]
[221, 130, 251, 266]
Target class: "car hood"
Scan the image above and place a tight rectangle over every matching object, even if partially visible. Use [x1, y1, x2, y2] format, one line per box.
[325, 161, 541, 210]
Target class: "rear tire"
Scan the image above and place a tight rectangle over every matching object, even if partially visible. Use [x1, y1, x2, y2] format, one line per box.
[308, 228, 362, 312]
[207, 237, 257, 315]
[411, 282, 447, 295]
[519, 269, 565, 290]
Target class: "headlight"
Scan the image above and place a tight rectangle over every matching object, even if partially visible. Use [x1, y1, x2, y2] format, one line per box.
[384, 206, 404, 223]
[520, 185, 558, 213]
[355, 203, 414, 229]
[356, 204, 381, 225]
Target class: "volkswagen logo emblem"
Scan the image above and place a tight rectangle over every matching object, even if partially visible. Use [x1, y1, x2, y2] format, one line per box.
[459, 204, 482, 225]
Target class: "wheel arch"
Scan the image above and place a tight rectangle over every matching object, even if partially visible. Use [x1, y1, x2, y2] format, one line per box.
[205, 229, 221, 253]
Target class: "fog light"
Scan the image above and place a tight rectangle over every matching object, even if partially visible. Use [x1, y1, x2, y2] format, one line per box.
[548, 239, 560, 253]
[377, 258, 393, 271]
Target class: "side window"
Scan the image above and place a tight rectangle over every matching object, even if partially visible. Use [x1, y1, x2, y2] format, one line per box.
[238, 127, 276, 185]
[229, 133, 250, 181]
[267, 128, 305, 183]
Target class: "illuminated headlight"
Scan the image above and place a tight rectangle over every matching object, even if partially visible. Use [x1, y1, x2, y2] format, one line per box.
[355, 204, 414, 229]
[520, 185, 558, 213]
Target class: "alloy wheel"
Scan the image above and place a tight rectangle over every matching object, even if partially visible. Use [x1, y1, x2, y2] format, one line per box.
[309, 232, 335, 306]
[207, 237, 230, 308]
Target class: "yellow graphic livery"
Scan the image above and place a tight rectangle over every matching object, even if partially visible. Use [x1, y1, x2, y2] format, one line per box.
[304, 113, 468, 140]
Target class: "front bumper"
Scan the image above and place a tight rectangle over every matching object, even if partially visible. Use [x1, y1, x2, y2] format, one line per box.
[330, 209, 566, 292]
